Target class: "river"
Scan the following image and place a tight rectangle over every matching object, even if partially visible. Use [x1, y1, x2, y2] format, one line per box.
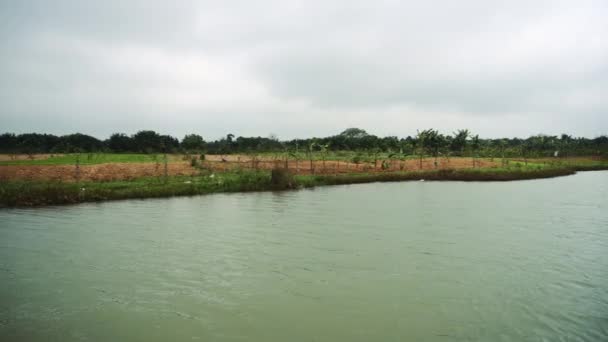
[1, 171, 607, 341]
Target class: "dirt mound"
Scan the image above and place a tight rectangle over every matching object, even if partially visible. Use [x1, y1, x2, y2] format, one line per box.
[0, 154, 59, 161]
[0, 162, 197, 182]
[199, 156, 499, 175]
[0, 156, 501, 182]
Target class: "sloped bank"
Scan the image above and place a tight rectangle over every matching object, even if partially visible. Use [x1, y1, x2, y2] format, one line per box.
[1, 166, 604, 207]
[298, 167, 578, 186]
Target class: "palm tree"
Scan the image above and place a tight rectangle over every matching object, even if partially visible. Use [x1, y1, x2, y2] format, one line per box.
[308, 141, 317, 174]
[370, 147, 382, 169]
[560, 134, 572, 160]
[415, 130, 426, 169]
[416, 129, 443, 169]
[418, 129, 443, 168]
[451, 129, 470, 156]
[499, 139, 508, 166]
[471, 134, 480, 167]
[289, 151, 300, 173]
[521, 140, 530, 166]
[319, 143, 330, 172]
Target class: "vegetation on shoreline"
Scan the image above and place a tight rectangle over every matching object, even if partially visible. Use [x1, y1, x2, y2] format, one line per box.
[2, 127, 606, 207]
[2, 163, 606, 207]
[0, 171, 272, 207]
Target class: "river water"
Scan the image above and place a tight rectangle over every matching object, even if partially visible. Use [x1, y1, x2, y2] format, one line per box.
[1, 172, 607, 341]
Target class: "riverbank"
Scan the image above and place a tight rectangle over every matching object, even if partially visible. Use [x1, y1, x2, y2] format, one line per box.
[2, 163, 606, 207]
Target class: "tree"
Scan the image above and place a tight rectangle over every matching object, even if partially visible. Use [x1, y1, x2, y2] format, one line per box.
[133, 130, 162, 153]
[159, 135, 179, 153]
[415, 130, 426, 169]
[308, 141, 317, 174]
[339, 128, 369, 139]
[181, 134, 206, 152]
[0, 133, 18, 155]
[319, 143, 330, 171]
[451, 129, 470, 156]
[107, 133, 134, 152]
[418, 129, 443, 168]
[471, 134, 480, 167]
[499, 139, 508, 166]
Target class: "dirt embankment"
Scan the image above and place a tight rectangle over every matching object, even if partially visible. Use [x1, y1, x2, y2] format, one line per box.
[0, 162, 197, 182]
[202, 155, 498, 175]
[0, 155, 500, 182]
[0, 154, 59, 161]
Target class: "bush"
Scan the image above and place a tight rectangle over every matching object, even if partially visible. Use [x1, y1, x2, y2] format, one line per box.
[381, 160, 390, 170]
[270, 167, 295, 189]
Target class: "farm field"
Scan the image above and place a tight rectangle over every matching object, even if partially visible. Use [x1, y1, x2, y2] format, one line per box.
[1, 153, 606, 206]
[0, 153, 536, 182]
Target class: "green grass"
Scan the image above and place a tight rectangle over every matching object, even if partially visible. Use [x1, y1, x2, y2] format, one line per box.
[4, 163, 604, 207]
[0, 153, 167, 165]
[295, 166, 578, 186]
[0, 170, 272, 206]
[1, 156, 606, 207]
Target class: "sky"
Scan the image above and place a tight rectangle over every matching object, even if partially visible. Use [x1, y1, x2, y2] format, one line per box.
[1, 0, 607, 140]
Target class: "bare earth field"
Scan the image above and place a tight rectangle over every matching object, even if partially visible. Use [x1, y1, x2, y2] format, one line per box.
[0, 154, 499, 182]
[0, 154, 58, 161]
[0, 162, 197, 182]
[203, 155, 497, 175]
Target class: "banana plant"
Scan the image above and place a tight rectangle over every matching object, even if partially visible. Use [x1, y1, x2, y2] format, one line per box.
[471, 134, 480, 167]
[288, 151, 300, 173]
[319, 143, 330, 172]
[308, 141, 317, 174]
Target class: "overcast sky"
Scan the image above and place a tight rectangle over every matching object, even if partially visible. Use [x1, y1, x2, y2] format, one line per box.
[1, 0, 607, 140]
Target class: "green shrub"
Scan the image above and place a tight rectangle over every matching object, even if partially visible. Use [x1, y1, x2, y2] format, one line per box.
[381, 160, 390, 170]
[270, 167, 295, 189]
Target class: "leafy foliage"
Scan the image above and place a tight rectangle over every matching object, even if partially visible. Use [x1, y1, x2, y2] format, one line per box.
[1, 128, 607, 158]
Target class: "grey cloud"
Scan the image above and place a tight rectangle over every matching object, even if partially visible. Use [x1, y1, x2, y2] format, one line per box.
[0, 0, 607, 139]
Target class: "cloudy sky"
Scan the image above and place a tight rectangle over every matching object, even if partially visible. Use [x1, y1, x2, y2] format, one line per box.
[1, 0, 607, 140]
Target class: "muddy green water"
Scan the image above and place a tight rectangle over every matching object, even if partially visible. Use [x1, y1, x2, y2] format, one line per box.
[1, 172, 607, 341]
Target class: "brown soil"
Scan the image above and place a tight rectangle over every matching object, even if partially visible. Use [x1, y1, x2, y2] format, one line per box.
[0, 154, 60, 161]
[0, 155, 500, 182]
[0, 162, 197, 182]
[200, 156, 499, 175]
[516, 157, 606, 163]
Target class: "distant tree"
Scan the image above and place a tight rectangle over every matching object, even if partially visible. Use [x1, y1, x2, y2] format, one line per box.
[308, 141, 317, 174]
[159, 135, 179, 153]
[471, 134, 480, 167]
[268, 133, 279, 141]
[415, 130, 426, 169]
[451, 129, 470, 156]
[107, 133, 134, 152]
[319, 143, 330, 171]
[133, 130, 162, 153]
[2, 129, 607, 159]
[418, 129, 444, 168]
[0, 133, 18, 154]
[339, 128, 369, 139]
[61, 133, 103, 152]
[181, 134, 206, 152]
[499, 139, 508, 166]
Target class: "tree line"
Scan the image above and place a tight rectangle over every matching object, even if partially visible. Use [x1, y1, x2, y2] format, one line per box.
[1, 128, 607, 158]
